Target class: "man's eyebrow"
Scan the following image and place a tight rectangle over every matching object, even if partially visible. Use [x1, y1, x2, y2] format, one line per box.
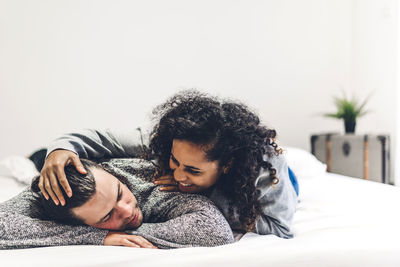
[171, 153, 201, 171]
[97, 182, 120, 224]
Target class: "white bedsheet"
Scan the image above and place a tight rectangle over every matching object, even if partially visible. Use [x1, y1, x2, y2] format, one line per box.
[1, 171, 400, 266]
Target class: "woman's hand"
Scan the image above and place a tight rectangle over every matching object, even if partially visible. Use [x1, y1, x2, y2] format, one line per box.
[39, 149, 87, 206]
[104, 232, 158, 248]
[153, 174, 179, 192]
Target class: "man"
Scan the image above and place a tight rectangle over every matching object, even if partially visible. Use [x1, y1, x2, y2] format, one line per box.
[0, 158, 234, 249]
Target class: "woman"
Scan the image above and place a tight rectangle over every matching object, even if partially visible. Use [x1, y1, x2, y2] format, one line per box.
[39, 90, 298, 238]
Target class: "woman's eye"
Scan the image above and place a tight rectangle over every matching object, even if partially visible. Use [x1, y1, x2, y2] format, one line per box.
[170, 155, 179, 166]
[187, 169, 201, 175]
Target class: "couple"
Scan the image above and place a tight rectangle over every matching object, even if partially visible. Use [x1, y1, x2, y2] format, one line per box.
[0, 90, 298, 249]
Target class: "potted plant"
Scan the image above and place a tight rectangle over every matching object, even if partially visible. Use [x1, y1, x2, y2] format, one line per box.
[324, 93, 371, 134]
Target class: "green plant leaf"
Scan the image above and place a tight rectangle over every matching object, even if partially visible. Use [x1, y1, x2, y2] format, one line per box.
[324, 92, 371, 121]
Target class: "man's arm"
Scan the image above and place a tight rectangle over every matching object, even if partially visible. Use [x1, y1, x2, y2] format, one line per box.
[0, 189, 108, 249]
[126, 193, 235, 248]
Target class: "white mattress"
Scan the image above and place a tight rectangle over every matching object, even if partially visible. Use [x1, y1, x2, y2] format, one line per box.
[1, 164, 400, 266]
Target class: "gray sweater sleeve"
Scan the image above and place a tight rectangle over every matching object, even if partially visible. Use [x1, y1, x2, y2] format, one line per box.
[127, 194, 234, 248]
[253, 154, 298, 238]
[0, 189, 108, 249]
[46, 128, 145, 159]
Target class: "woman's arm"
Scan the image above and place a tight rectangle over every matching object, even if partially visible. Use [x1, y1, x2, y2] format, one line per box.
[254, 154, 298, 238]
[41, 129, 145, 205]
[0, 189, 108, 249]
[46, 128, 145, 159]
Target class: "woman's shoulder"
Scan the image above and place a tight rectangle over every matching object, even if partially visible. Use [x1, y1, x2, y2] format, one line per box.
[262, 152, 288, 171]
[255, 153, 290, 189]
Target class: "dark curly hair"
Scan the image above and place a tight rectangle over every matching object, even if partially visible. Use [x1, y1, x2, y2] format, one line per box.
[149, 90, 282, 231]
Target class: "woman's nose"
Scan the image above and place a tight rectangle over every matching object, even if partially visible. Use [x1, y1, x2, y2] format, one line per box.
[173, 168, 186, 182]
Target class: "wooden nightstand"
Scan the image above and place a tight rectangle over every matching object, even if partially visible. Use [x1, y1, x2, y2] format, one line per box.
[310, 133, 391, 184]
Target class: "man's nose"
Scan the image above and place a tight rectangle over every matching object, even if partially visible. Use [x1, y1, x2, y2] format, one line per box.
[117, 202, 131, 219]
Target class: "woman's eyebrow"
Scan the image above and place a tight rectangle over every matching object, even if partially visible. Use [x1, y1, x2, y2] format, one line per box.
[97, 182, 120, 224]
[171, 153, 201, 170]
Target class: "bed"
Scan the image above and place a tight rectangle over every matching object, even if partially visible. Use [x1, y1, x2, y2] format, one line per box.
[1, 148, 399, 267]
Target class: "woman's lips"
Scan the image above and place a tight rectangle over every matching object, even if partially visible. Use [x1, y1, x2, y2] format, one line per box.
[178, 182, 196, 192]
[179, 182, 193, 187]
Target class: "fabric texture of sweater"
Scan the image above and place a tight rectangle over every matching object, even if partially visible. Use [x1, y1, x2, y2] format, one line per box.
[0, 158, 234, 249]
[46, 128, 298, 238]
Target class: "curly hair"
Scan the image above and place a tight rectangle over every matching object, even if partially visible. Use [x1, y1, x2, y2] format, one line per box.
[149, 90, 282, 231]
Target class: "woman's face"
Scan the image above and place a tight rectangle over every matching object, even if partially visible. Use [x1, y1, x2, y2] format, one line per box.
[169, 139, 222, 193]
[72, 168, 143, 230]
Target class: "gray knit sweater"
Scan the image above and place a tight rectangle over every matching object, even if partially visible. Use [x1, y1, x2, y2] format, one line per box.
[0, 159, 234, 249]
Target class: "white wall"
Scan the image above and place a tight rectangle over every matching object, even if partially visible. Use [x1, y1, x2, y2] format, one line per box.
[0, 0, 398, 182]
[397, 0, 400, 187]
[351, 0, 398, 184]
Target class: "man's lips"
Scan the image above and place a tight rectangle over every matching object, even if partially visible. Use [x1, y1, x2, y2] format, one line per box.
[131, 212, 137, 224]
[129, 208, 138, 225]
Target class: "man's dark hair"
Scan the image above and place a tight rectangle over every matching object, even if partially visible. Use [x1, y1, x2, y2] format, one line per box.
[30, 159, 99, 225]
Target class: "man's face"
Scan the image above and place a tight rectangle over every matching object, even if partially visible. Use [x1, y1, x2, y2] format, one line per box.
[72, 168, 143, 230]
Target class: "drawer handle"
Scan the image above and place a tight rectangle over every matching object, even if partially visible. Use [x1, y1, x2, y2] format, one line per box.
[342, 142, 351, 156]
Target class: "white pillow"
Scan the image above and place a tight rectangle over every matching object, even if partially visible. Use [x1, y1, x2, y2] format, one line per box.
[0, 156, 39, 184]
[284, 146, 327, 179]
